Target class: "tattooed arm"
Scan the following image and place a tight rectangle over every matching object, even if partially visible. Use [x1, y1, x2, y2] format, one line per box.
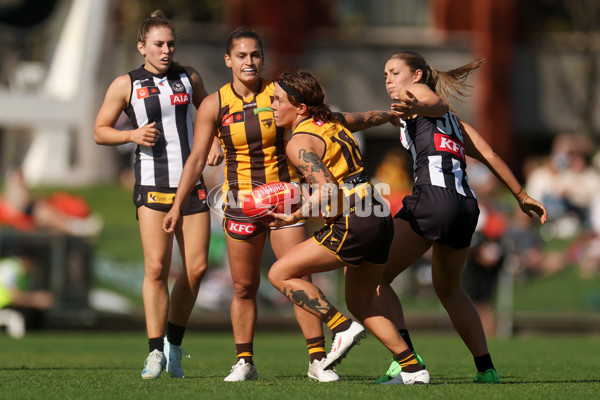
[331, 84, 448, 131]
[267, 133, 337, 227]
[332, 110, 399, 132]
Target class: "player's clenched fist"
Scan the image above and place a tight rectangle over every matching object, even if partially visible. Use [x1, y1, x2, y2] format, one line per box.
[129, 121, 159, 146]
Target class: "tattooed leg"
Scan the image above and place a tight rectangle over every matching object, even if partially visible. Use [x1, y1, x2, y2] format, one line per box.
[282, 285, 333, 320]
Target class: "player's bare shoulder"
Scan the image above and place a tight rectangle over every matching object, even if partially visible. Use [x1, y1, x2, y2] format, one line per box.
[109, 73, 132, 94]
[193, 91, 221, 126]
[101, 73, 132, 108]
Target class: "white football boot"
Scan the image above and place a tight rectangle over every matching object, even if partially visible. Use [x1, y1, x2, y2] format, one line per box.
[307, 358, 340, 382]
[322, 321, 366, 370]
[141, 349, 166, 379]
[224, 359, 258, 382]
[381, 368, 431, 385]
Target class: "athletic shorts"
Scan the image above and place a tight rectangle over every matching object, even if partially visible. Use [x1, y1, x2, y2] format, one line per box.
[313, 201, 394, 267]
[133, 183, 209, 217]
[222, 204, 305, 241]
[395, 184, 479, 249]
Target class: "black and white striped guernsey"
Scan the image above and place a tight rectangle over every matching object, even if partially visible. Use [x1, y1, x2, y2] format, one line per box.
[399, 111, 476, 198]
[125, 65, 195, 188]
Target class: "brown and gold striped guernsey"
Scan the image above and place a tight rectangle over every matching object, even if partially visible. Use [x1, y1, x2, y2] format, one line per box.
[217, 79, 297, 205]
[292, 117, 371, 217]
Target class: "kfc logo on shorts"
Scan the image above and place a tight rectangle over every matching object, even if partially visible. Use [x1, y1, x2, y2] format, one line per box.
[198, 189, 206, 200]
[434, 133, 465, 160]
[227, 221, 255, 235]
[170, 93, 190, 105]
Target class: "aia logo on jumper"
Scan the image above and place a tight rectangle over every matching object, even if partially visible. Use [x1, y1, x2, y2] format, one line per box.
[312, 120, 325, 127]
[171, 93, 190, 105]
[227, 220, 255, 235]
[222, 111, 245, 126]
[434, 133, 465, 160]
[137, 86, 160, 99]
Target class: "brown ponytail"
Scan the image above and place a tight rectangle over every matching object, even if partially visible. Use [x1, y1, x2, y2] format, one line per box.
[389, 51, 484, 113]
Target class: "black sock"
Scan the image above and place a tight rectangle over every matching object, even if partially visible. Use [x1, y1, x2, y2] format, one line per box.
[166, 322, 186, 346]
[399, 329, 414, 352]
[149, 337, 164, 353]
[474, 353, 494, 372]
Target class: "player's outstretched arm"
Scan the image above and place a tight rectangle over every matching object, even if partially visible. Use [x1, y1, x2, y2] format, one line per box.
[461, 120, 548, 224]
[332, 110, 397, 132]
[390, 83, 448, 119]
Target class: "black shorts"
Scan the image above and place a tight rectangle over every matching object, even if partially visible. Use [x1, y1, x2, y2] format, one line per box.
[313, 202, 394, 267]
[222, 204, 305, 241]
[133, 183, 209, 217]
[395, 184, 479, 249]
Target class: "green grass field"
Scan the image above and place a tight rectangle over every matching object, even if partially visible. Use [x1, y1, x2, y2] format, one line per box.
[1, 331, 598, 399]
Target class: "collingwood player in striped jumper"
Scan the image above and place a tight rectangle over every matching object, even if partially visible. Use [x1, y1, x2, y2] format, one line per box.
[267, 70, 431, 385]
[371, 51, 548, 384]
[94, 10, 223, 379]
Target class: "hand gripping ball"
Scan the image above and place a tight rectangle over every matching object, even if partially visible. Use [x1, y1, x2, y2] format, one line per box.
[242, 182, 301, 219]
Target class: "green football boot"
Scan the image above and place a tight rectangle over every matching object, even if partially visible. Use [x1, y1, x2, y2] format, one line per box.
[373, 359, 402, 384]
[473, 368, 501, 383]
[373, 352, 426, 384]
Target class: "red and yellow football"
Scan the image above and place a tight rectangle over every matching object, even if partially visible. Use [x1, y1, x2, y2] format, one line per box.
[242, 182, 301, 219]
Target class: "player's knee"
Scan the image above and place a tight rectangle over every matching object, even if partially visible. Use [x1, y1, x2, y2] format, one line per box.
[433, 282, 461, 301]
[232, 281, 258, 300]
[144, 259, 167, 282]
[267, 264, 283, 289]
[186, 261, 208, 282]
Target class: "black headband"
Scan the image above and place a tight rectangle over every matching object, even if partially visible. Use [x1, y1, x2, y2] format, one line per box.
[277, 80, 321, 107]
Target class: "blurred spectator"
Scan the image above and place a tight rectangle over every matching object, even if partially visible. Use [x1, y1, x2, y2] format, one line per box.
[559, 142, 600, 228]
[0, 169, 103, 237]
[525, 133, 600, 238]
[0, 255, 52, 337]
[462, 202, 509, 337]
[507, 203, 565, 278]
[524, 134, 571, 221]
[523, 133, 600, 279]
